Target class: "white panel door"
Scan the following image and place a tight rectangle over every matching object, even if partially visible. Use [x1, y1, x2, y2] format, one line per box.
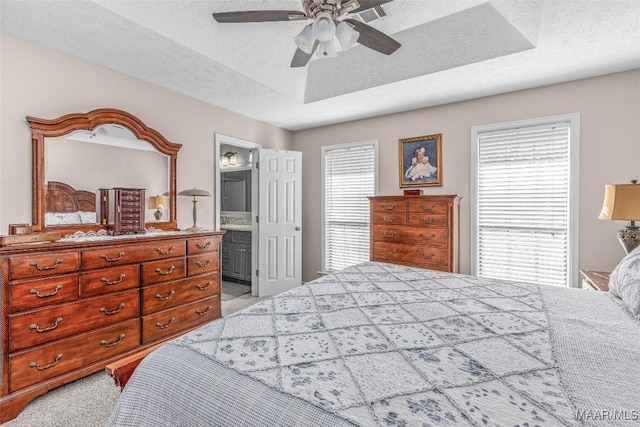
[257, 149, 302, 296]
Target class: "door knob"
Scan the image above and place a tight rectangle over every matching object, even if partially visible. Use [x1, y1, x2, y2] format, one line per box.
[295, 226, 301, 231]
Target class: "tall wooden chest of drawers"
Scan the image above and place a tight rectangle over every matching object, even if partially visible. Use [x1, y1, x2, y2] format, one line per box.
[369, 195, 460, 272]
[0, 230, 223, 422]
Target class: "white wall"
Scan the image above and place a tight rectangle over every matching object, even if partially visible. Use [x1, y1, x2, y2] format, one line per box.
[293, 69, 640, 282]
[0, 34, 292, 232]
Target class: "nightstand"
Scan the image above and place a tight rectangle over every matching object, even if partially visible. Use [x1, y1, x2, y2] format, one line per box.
[579, 269, 610, 291]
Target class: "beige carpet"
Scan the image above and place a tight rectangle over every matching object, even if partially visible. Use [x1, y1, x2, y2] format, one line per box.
[2, 295, 268, 427]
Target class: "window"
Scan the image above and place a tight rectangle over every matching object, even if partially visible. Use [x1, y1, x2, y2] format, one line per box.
[322, 141, 378, 273]
[471, 114, 580, 287]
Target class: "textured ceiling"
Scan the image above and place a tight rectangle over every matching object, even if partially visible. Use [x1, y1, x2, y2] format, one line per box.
[1, 1, 639, 131]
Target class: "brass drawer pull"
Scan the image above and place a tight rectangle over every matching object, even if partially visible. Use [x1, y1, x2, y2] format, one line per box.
[29, 353, 63, 371]
[382, 231, 397, 238]
[420, 204, 436, 211]
[100, 303, 125, 315]
[196, 259, 212, 268]
[29, 258, 62, 271]
[156, 246, 175, 255]
[196, 281, 212, 291]
[196, 306, 212, 316]
[196, 241, 211, 250]
[101, 274, 126, 286]
[100, 334, 126, 348]
[100, 252, 125, 262]
[155, 265, 176, 275]
[155, 290, 175, 301]
[382, 216, 397, 223]
[420, 217, 434, 224]
[156, 318, 175, 329]
[382, 204, 396, 210]
[29, 284, 63, 298]
[382, 249, 397, 256]
[419, 251, 436, 259]
[30, 317, 62, 333]
[420, 233, 436, 241]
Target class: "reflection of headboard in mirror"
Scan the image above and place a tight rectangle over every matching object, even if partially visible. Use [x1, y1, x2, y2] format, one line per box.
[45, 181, 96, 213]
[27, 108, 182, 235]
[45, 181, 97, 227]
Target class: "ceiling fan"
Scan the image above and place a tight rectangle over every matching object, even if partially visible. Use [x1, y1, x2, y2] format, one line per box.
[212, 0, 401, 67]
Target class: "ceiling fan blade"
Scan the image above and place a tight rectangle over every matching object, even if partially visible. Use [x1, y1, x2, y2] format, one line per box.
[213, 10, 307, 23]
[344, 18, 400, 55]
[290, 41, 319, 67]
[347, 0, 394, 14]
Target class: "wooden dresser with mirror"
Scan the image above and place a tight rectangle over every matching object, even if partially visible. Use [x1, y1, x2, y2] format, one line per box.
[0, 109, 224, 422]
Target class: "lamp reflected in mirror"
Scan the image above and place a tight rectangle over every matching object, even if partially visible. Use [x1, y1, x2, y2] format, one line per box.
[179, 188, 212, 232]
[599, 179, 640, 254]
[148, 195, 168, 221]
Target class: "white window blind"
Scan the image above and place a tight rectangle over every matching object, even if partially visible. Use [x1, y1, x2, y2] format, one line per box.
[322, 142, 377, 273]
[475, 122, 573, 287]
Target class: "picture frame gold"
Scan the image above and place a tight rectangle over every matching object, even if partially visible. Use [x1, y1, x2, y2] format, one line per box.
[399, 134, 442, 187]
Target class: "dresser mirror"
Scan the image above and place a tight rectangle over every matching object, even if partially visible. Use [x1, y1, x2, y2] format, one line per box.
[28, 108, 182, 234]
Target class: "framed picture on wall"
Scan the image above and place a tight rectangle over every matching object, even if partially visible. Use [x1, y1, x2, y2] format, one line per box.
[399, 134, 442, 187]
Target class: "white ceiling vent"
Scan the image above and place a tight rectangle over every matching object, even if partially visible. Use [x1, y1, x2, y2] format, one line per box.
[354, 5, 387, 24]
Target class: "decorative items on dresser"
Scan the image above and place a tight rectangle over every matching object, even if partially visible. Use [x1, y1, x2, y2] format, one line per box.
[97, 188, 147, 235]
[368, 195, 460, 273]
[0, 231, 224, 422]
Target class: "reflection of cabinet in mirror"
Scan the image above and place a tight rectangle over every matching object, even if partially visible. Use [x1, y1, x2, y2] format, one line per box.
[221, 170, 251, 212]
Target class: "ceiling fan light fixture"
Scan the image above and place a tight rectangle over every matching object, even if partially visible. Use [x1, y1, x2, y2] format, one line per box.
[336, 21, 359, 51]
[294, 23, 315, 54]
[312, 11, 336, 42]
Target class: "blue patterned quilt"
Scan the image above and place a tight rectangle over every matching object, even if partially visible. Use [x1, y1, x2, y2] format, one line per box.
[108, 262, 640, 426]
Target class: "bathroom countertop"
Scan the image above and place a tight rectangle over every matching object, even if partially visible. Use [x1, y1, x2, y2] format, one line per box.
[220, 224, 252, 232]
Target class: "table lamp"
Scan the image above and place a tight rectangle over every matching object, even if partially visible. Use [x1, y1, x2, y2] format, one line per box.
[599, 179, 640, 254]
[148, 195, 168, 221]
[178, 188, 212, 232]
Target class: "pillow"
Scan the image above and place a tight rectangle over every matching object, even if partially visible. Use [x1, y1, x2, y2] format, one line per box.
[77, 211, 97, 224]
[609, 245, 640, 318]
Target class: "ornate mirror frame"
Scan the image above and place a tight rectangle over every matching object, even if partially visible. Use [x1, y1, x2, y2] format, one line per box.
[27, 108, 181, 234]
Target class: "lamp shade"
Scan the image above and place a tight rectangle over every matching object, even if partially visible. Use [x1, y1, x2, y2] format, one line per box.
[312, 11, 336, 42]
[598, 183, 640, 220]
[148, 195, 167, 209]
[336, 21, 359, 51]
[179, 188, 212, 197]
[294, 23, 315, 54]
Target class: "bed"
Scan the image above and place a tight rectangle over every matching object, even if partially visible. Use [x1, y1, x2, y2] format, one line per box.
[107, 255, 640, 426]
[44, 180, 97, 225]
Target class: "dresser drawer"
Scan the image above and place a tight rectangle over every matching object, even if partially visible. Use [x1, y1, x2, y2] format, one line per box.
[142, 296, 220, 344]
[9, 289, 140, 352]
[372, 243, 450, 267]
[10, 274, 79, 313]
[141, 273, 220, 315]
[371, 200, 407, 214]
[371, 212, 407, 225]
[81, 240, 186, 269]
[408, 199, 450, 215]
[81, 264, 140, 297]
[9, 318, 140, 392]
[187, 236, 220, 254]
[187, 253, 219, 277]
[372, 225, 449, 246]
[407, 214, 449, 227]
[9, 252, 79, 280]
[141, 257, 186, 284]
